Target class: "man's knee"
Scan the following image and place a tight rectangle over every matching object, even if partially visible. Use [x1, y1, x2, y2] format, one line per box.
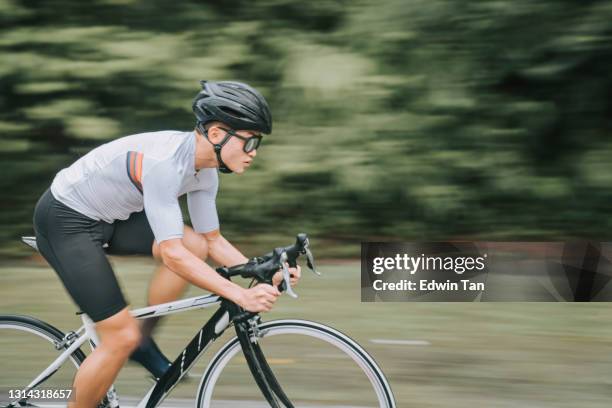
[96, 310, 142, 355]
[106, 324, 141, 355]
[117, 323, 142, 353]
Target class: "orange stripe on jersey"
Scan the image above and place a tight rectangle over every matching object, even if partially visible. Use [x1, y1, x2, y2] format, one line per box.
[126, 151, 143, 194]
[135, 152, 143, 184]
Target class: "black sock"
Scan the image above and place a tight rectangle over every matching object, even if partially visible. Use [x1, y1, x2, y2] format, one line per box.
[130, 316, 171, 378]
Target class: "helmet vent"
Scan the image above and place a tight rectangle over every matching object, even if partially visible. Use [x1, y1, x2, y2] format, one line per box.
[223, 90, 239, 98]
[219, 106, 246, 119]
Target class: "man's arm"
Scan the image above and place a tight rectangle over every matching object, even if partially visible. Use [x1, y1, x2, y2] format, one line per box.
[203, 229, 248, 267]
[186, 174, 300, 287]
[203, 229, 302, 287]
[142, 162, 278, 312]
[159, 238, 279, 312]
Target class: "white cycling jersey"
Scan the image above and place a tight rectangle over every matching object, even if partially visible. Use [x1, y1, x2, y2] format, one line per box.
[51, 130, 219, 243]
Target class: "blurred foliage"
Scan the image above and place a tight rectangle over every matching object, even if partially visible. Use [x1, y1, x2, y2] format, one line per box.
[2, 0, 612, 257]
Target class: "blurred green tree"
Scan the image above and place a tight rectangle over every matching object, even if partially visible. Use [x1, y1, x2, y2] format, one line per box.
[2, 0, 612, 257]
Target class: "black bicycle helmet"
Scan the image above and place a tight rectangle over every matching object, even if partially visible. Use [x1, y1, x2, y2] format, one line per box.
[192, 80, 272, 174]
[193, 80, 272, 134]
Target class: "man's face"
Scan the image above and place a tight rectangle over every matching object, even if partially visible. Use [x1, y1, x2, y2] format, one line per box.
[210, 126, 259, 174]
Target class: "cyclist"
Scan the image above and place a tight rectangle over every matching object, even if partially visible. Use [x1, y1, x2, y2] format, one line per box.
[32, 80, 300, 408]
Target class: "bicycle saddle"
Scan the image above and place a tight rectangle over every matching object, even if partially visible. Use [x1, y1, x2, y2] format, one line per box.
[22, 236, 109, 252]
[21, 236, 38, 251]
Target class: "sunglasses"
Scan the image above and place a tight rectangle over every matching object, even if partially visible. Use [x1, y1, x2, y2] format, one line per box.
[218, 127, 262, 153]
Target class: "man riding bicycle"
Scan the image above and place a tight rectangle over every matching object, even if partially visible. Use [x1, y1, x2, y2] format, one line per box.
[32, 80, 300, 408]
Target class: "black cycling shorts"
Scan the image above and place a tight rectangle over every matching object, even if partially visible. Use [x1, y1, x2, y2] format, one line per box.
[33, 188, 155, 322]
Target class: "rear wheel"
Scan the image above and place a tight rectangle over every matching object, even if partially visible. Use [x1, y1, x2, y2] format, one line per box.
[0, 315, 86, 407]
[197, 319, 396, 407]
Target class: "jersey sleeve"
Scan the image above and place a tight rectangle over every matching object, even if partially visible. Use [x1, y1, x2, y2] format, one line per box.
[187, 171, 220, 234]
[142, 161, 184, 243]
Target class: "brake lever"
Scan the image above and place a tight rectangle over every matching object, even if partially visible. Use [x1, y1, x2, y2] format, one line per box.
[304, 246, 319, 275]
[279, 252, 298, 298]
[298, 235, 320, 276]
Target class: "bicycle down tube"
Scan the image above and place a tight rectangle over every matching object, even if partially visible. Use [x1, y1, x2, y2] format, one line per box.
[137, 299, 292, 408]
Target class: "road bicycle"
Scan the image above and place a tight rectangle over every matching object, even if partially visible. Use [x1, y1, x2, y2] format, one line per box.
[0, 233, 395, 407]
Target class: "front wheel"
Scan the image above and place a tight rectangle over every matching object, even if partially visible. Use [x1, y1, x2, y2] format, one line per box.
[196, 319, 395, 407]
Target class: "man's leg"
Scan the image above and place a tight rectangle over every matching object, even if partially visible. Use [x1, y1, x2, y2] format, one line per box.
[33, 190, 137, 406]
[128, 226, 208, 378]
[145, 226, 208, 336]
[109, 212, 209, 377]
[70, 309, 141, 408]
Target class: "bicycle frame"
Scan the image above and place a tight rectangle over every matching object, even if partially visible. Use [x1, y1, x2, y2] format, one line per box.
[13, 292, 291, 408]
[135, 294, 229, 408]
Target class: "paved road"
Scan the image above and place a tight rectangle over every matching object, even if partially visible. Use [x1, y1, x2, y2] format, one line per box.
[124, 398, 366, 407]
[6, 396, 370, 407]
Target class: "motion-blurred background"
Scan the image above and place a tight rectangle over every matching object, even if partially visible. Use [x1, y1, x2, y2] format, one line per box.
[2, 0, 612, 257]
[2, 1, 612, 406]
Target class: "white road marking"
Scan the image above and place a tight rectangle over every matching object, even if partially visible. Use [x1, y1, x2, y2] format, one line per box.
[370, 338, 431, 346]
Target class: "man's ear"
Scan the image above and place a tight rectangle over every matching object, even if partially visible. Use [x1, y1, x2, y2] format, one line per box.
[206, 125, 223, 144]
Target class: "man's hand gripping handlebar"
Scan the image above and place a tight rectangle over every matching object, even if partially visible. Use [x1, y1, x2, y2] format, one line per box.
[217, 233, 319, 300]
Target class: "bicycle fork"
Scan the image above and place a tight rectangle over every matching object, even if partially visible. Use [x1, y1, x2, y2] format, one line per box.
[233, 313, 294, 408]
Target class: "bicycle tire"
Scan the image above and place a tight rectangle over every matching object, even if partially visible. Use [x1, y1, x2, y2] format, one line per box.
[0, 315, 86, 407]
[196, 319, 396, 408]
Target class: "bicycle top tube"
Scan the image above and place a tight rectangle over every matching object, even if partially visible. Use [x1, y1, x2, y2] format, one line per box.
[131, 294, 221, 319]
